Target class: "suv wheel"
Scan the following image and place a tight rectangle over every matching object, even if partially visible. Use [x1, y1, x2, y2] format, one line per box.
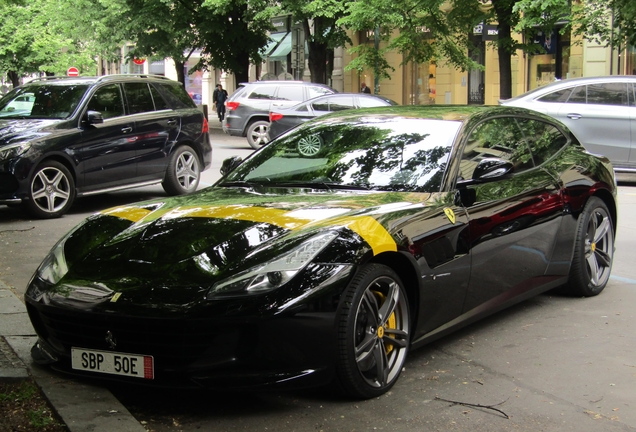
[25, 161, 75, 219]
[162, 145, 201, 195]
[246, 120, 270, 149]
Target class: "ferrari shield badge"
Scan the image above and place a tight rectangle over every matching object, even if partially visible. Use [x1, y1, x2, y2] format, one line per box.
[444, 207, 456, 224]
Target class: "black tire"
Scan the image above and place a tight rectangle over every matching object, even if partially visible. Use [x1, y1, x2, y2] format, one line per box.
[25, 161, 75, 219]
[336, 264, 410, 399]
[246, 120, 270, 149]
[565, 197, 614, 297]
[162, 145, 201, 195]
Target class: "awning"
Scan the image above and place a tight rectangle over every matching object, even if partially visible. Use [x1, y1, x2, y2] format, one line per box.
[261, 32, 287, 58]
[268, 32, 292, 61]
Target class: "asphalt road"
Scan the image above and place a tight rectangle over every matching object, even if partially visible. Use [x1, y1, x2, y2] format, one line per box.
[1, 132, 636, 431]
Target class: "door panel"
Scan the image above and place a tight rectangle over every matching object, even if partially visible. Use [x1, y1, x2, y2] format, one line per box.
[75, 84, 139, 191]
[557, 83, 632, 166]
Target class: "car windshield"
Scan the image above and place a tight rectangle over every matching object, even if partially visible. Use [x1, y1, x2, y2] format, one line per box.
[0, 83, 90, 119]
[222, 116, 461, 193]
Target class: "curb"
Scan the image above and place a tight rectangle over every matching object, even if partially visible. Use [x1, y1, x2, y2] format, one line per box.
[0, 281, 146, 432]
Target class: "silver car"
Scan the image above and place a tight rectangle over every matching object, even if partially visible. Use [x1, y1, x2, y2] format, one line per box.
[501, 75, 636, 181]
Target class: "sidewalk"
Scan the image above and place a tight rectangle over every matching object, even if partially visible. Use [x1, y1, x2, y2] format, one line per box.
[0, 280, 146, 432]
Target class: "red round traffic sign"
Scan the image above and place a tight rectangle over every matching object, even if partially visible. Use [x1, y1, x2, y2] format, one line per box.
[133, 58, 146, 65]
[67, 67, 79, 77]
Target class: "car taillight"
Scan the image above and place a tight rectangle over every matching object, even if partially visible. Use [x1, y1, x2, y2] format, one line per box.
[226, 101, 240, 111]
[202, 117, 209, 133]
[269, 112, 283, 122]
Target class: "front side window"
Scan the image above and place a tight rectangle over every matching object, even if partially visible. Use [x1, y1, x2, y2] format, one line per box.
[460, 117, 534, 180]
[586, 82, 629, 106]
[86, 84, 125, 119]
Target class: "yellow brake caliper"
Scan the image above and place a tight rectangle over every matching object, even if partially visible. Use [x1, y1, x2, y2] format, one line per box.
[372, 291, 397, 354]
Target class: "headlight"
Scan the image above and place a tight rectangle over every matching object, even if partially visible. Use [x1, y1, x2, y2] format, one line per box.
[36, 238, 69, 285]
[0, 142, 31, 161]
[207, 231, 338, 299]
[33, 220, 88, 286]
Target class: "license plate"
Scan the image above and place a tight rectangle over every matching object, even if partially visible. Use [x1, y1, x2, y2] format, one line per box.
[71, 348, 154, 379]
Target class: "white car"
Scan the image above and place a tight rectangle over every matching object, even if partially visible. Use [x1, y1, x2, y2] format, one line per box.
[501, 76, 636, 181]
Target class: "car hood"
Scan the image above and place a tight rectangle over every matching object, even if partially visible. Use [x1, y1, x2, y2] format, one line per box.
[0, 118, 59, 146]
[41, 187, 439, 312]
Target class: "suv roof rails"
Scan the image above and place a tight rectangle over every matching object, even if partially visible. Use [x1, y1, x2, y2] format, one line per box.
[96, 74, 172, 82]
[27, 74, 173, 84]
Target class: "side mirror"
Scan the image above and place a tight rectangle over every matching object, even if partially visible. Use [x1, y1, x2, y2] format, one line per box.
[472, 157, 513, 180]
[86, 110, 104, 125]
[220, 156, 242, 177]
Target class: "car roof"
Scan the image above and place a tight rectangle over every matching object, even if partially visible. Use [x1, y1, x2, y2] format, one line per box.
[23, 74, 177, 86]
[296, 105, 546, 126]
[504, 75, 636, 102]
[238, 81, 333, 88]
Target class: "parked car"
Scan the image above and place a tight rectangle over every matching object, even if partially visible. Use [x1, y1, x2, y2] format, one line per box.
[222, 80, 336, 149]
[0, 74, 212, 218]
[268, 93, 398, 141]
[500, 75, 636, 181]
[26, 106, 616, 399]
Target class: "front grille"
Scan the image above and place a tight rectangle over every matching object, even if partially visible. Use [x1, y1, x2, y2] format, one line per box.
[31, 305, 226, 371]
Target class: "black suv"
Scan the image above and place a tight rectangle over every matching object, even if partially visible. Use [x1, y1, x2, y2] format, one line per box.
[0, 74, 212, 218]
[222, 81, 335, 149]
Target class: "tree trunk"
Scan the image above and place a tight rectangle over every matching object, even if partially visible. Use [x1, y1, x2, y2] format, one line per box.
[496, 23, 513, 100]
[174, 60, 186, 86]
[492, 0, 514, 101]
[307, 40, 328, 84]
[233, 53, 250, 84]
[7, 71, 19, 88]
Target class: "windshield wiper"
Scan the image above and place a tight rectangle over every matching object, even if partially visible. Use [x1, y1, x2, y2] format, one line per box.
[264, 181, 371, 191]
[217, 180, 262, 188]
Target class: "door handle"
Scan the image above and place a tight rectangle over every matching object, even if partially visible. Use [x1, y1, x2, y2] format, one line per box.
[121, 126, 133, 133]
[566, 113, 582, 120]
[167, 119, 177, 125]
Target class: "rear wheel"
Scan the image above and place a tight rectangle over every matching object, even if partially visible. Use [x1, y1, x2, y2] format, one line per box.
[336, 264, 410, 399]
[565, 197, 614, 296]
[246, 120, 270, 149]
[162, 145, 200, 195]
[25, 161, 75, 219]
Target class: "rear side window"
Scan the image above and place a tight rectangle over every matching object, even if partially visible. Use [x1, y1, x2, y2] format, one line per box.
[86, 84, 125, 119]
[567, 85, 587, 103]
[537, 88, 573, 103]
[150, 86, 169, 110]
[124, 83, 155, 114]
[157, 83, 196, 109]
[516, 119, 568, 166]
[276, 86, 304, 101]
[248, 86, 277, 100]
[312, 96, 354, 112]
[307, 86, 333, 99]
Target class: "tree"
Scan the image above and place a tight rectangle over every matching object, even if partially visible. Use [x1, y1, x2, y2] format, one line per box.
[338, 0, 575, 100]
[0, 0, 98, 87]
[277, 0, 351, 84]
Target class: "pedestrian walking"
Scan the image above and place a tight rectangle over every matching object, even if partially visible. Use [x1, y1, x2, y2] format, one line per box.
[212, 84, 228, 122]
[360, 82, 371, 94]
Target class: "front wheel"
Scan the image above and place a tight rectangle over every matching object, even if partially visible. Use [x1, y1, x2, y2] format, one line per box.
[25, 161, 75, 219]
[246, 120, 270, 149]
[162, 145, 200, 195]
[565, 197, 614, 296]
[336, 264, 410, 399]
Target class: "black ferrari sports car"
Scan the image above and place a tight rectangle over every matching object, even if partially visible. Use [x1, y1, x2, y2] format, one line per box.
[25, 105, 617, 399]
